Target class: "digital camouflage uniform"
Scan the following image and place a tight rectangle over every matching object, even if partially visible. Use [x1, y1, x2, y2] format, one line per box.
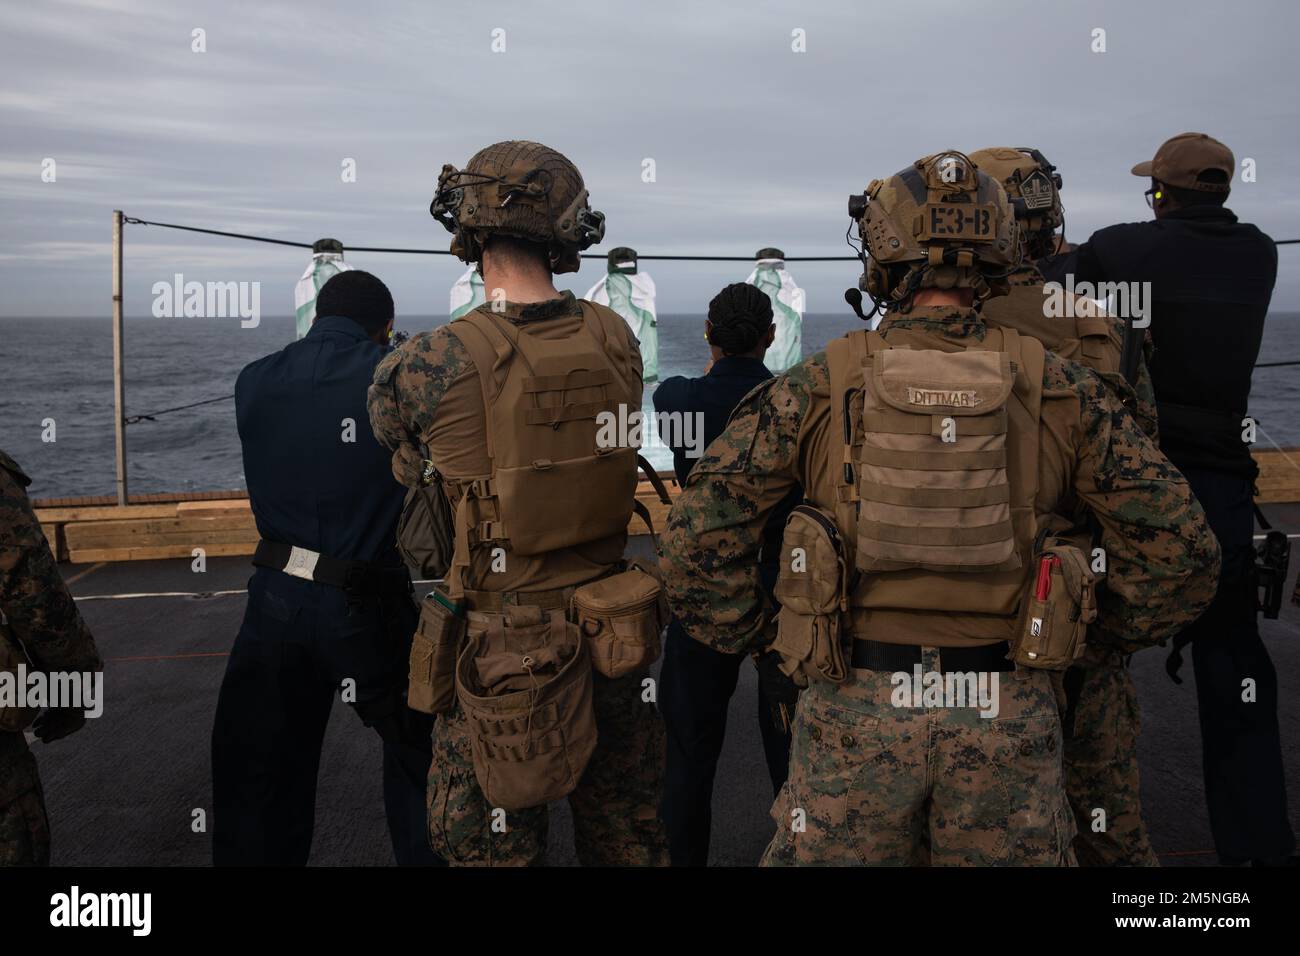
[659, 306, 1221, 866]
[0, 450, 102, 866]
[986, 263, 1162, 867]
[368, 294, 668, 867]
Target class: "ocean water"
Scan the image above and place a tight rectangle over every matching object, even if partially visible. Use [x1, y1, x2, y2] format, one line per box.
[2, 311, 1298, 501]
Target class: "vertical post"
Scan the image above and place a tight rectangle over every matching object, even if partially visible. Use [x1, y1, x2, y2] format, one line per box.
[112, 210, 128, 506]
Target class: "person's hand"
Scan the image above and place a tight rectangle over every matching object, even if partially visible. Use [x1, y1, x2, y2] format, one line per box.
[32, 707, 87, 743]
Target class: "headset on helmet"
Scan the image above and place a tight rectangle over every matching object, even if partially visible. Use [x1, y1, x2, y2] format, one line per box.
[846, 151, 1019, 314]
[967, 146, 1063, 258]
[430, 141, 605, 274]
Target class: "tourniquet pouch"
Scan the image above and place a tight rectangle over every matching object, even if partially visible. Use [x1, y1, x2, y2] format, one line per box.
[408, 586, 465, 715]
[1012, 540, 1097, 670]
[572, 564, 665, 679]
[857, 347, 1019, 574]
[771, 505, 848, 684]
[454, 605, 596, 811]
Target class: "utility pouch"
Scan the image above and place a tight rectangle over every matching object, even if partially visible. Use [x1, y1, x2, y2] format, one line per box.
[407, 587, 465, 715]
[572, 563, 665, 679]
[1012, 541, 1096, 670]
[771, 505, 849, 685]
[454, 604, 596, 811]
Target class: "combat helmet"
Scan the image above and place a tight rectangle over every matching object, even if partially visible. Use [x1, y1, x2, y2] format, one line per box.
[848, 150, 1018, 310]
[430, 140, 605, 274]
[968, 147, 1063, 259]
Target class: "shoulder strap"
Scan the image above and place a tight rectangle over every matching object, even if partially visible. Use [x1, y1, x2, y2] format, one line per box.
[826, 332, 869, 560]
[446, 312, 510, 462]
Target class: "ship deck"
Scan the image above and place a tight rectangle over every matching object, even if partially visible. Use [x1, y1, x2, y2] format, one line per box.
[35, 501, 1300, 866]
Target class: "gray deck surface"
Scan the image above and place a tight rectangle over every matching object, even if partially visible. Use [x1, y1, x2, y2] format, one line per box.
[36, 506, 1300, 866]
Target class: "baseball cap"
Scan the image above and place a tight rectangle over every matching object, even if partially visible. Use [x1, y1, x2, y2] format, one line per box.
[1131, 132, 1234, 192]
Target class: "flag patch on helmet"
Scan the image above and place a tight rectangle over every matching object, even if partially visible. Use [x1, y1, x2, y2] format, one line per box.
[1019, 170, 1055, 210]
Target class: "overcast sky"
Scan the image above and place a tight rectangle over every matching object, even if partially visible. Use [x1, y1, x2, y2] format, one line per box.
[3, 0, 1298, 318]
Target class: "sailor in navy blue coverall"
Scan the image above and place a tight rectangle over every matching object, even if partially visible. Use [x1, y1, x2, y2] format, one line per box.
[212, 270, 440, 866]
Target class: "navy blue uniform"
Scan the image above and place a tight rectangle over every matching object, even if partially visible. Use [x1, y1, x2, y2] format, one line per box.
[1066, 208, 1293, 865]
[212, 315, 438, 866]
[653, 356, 798, 866]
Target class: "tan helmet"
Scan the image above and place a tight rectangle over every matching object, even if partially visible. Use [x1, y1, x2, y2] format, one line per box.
[430, 140, 605, 274]
[849, 151, 1018, 308]
[968, 147, 1063, 258]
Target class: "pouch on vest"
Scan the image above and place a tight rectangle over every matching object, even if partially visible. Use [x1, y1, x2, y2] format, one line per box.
[407, 586, 465, 715]
[857, 347, 1019, 574]
[572, 562, 665, 679]
[0, 626, 38, 734]
[397, 477, 455, 581]
[771, 505, 849, 685]
[454, 605, 596, 811]
[1012, 540, 1097, 670]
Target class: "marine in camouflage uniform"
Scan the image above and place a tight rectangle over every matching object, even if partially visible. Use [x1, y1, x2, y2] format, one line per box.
[368, 141, 667, 866]
[974, 146, 1160, 866]
[659, 152, 1221, 866]
[0, 450, 103, 866]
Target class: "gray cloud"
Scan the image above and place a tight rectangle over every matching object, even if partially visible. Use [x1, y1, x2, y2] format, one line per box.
[2, 0, 1298, 319]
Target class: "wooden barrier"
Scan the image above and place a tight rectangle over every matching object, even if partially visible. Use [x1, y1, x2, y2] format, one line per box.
[33, 448, 1300, 564]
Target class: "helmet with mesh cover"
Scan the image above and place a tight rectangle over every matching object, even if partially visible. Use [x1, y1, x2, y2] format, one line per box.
[430, 140, 605, 274]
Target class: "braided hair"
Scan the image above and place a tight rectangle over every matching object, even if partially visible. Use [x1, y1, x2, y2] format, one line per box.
[707, 283, 773, 356]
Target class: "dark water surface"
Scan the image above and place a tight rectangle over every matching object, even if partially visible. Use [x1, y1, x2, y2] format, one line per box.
[2, 311, 1298, 500]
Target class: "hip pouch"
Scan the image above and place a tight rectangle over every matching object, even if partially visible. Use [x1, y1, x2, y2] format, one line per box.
[1012, 539, 1097, 670]
[454, 605, 596, 811]
[571, 562, 666, 679]
[857, 348, 1019, 574]
[407, 586, 465, 715]
[771, 505, 849, 685]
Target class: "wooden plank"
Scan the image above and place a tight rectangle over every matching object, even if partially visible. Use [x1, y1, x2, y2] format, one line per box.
[68, 542, 257, 563]
[176, 499, 251, 514]
[34, 504, 182, 524]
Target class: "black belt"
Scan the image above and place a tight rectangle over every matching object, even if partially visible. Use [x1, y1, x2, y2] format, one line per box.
[850, 639, 1013, 674]
[253, 540, 409, 595]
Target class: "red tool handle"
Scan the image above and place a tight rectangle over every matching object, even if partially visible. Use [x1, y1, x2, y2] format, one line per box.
[1035, 556, 1054, 601]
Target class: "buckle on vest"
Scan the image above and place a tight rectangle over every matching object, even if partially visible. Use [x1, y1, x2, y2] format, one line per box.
[470, 477, 495, 499]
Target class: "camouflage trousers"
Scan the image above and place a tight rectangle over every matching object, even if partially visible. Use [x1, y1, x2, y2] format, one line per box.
[0, 731, 49, 867]
[1052, 651, 1158, 867]
[763, 648, 1076, 866]
[428, 665, 669, 866]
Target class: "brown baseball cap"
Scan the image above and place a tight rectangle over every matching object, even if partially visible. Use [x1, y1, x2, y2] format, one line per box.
[1131, 132, 1234, 192]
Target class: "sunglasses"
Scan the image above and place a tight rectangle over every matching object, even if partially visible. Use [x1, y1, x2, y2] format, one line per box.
[1144, 187, 1164, 209]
